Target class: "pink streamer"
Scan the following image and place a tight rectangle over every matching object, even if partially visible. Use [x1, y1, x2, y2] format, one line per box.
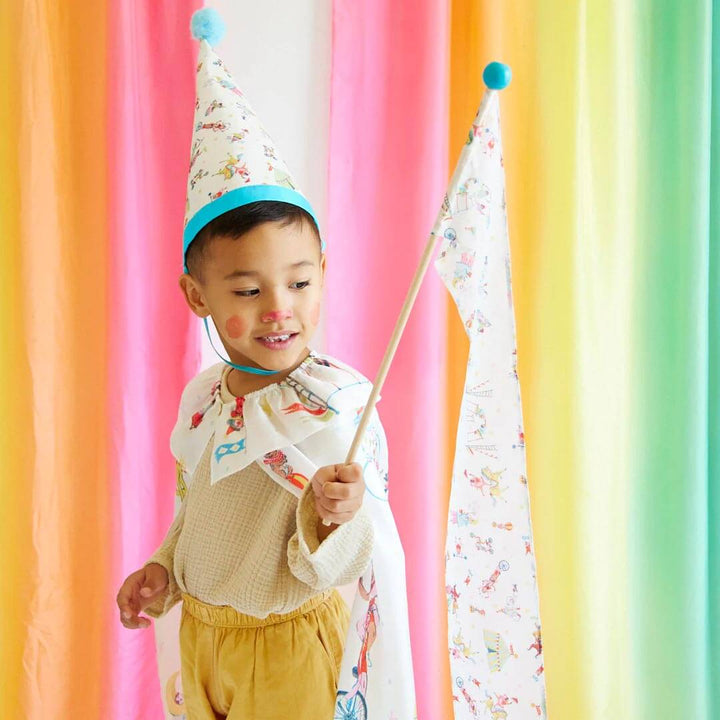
[107, 2, 201, 717]
[327, 3, 449, 718]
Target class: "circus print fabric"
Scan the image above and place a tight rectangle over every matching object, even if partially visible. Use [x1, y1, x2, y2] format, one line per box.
[169, 353, 377, 487]
[434, 94, 547, 719]
[264, 425, 417, 720]
[184, 39, 301, 235]
[153, 353, 417, 720]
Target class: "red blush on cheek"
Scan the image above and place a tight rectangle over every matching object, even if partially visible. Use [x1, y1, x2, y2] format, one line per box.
[310, 302, 321, 326]
[225, 316, 246, 339]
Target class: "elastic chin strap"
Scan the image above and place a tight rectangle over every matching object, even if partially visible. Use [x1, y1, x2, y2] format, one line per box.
[203, 317, 281, 376]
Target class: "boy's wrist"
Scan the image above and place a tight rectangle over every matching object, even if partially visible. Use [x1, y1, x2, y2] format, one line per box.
[316, 519, 339, 544]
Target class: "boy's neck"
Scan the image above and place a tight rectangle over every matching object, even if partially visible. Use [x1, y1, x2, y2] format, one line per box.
[225, 348, 311, 398]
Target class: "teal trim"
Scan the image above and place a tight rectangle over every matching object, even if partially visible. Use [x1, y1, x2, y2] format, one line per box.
[182, 185, 325, 273]
[203, 317, 280, 375]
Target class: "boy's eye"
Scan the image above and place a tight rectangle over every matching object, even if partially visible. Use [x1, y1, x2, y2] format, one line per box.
[233, 281, 310, 297]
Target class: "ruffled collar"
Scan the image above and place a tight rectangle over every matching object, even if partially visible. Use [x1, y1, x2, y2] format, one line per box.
[170, 350, 374, 485]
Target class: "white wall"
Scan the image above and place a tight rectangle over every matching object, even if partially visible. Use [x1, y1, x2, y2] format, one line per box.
[198, 0, 332, 369]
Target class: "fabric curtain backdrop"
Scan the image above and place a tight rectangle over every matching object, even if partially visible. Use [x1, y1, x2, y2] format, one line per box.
[107, 2, 201, 719]
[0, 2, 200, 718]
[326, 2, 450, 719]
[1, 1, 718, 719]
[444, 2, 719, 719]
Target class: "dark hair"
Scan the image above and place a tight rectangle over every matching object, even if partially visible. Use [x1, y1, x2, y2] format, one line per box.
[185, 200, 321, 281]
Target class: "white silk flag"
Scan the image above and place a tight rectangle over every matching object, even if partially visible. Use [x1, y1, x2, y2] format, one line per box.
[434, 93, 548, 719]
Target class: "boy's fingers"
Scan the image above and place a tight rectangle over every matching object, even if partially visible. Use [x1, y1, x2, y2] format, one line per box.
[117, 569, 162, 628]
[120, 613, 151, 629]
[336, 463, 362, 483]
[117, 584, 138, 614]
[118, 603, 137, 625]
[118, 600, 133, 619]
[323, 480, 363, 500]
[143, 565, 169, 594]
[316, 485, 363, 517]
[138, 588, 164, 609]
[317, 494, 355, 514]
[312, 465, 337, 493]
[118, 589, 142, 618]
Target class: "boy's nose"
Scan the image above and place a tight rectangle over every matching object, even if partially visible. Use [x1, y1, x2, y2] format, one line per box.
[261, 308, 293, 323]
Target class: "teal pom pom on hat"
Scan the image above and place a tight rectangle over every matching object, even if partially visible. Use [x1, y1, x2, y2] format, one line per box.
[482, 62, 512, 90]
[190, 8, 226, 47]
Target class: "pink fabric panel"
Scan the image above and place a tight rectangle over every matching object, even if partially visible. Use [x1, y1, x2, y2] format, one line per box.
[106, 2, 201, 717]
[327, 3, 449, 718]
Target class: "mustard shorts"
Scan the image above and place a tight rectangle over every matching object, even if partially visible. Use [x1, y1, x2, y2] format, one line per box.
[179, 589, 351, 720]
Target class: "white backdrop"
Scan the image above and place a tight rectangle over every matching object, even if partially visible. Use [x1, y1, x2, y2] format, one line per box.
[198, 0, 332, 368]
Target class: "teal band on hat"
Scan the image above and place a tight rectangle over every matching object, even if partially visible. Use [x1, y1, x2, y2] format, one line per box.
[182, 184, 325, 273]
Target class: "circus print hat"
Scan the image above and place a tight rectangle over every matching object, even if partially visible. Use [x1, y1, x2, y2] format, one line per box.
[182, 8, 323, 273]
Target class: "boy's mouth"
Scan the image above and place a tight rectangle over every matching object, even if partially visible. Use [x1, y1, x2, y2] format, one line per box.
[256, 332, 298, 350]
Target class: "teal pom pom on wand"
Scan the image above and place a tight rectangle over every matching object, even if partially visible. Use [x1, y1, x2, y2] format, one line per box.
[191, 7, 226, 46]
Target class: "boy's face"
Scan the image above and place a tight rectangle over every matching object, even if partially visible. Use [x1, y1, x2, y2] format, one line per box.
[180, 219, 326, 372]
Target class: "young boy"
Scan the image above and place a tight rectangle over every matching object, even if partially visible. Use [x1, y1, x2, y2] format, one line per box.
[116, 9, 416, 719]
[117, 200, 377, 718]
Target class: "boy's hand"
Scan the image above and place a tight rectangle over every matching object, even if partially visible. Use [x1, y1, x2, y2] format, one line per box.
[116, 563, 169, 629]
[311, 462, 366, 526]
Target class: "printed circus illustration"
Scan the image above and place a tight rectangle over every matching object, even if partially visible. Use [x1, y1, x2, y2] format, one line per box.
[189, 373, 339, 434]
[190, 380, 222, 429]
[281, 376, 338, 420]
[215, 153, 251, 183]
[334, 572, 380, 719]
[262, 449, 309, 491]
[455, 178, 491, 218]
[175, 460, 188, 502]
[165, 671, 185, 718]
[225, 396, 245, 435]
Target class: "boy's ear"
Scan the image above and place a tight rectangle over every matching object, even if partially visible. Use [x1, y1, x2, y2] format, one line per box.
[319, 253, 327, 285]
[178, 274, 211, 317]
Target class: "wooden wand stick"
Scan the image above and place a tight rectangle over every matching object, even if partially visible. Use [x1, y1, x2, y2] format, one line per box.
[321, 63, 512, 526]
